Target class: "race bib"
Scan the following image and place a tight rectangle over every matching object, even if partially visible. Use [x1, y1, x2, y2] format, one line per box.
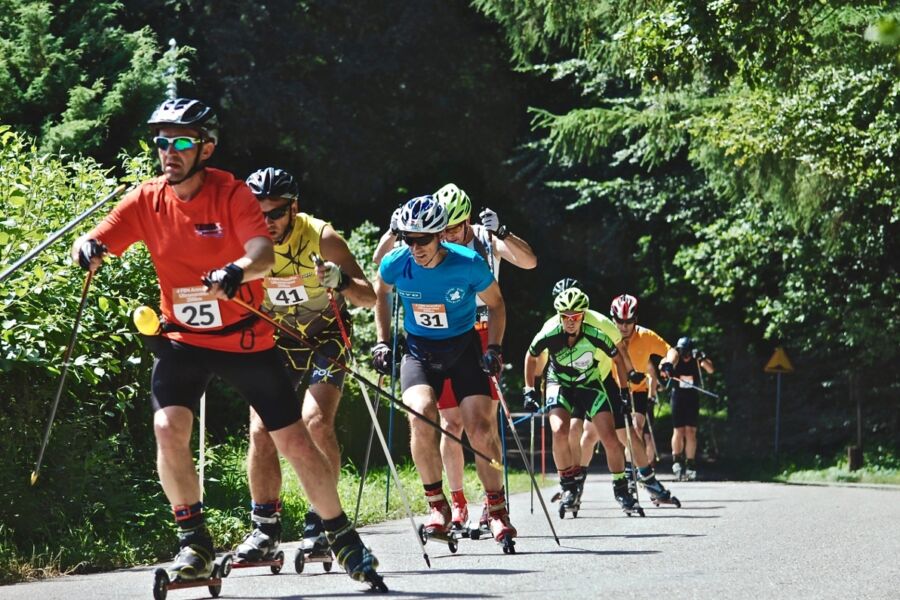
[412, 303, 448, 329]
[172, 286, 223, 329]
[264, 275, 309, 306]
[679, 375, 695, 389]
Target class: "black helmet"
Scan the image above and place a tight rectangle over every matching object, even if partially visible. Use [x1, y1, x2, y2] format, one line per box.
[552, 277, 581, 297]
[148, 98, 219, 143]
[246, 168, 300, 200]
[676, 337, 693, 353]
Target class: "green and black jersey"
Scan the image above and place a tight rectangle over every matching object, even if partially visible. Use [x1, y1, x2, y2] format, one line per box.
[528, 309, 621, 387]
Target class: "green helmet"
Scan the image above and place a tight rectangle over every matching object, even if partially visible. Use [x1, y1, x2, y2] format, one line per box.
[554, 288, 590, 313]
[434, 183, 471, 227]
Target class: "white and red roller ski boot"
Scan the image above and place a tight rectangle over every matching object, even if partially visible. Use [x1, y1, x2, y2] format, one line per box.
[486, 489, 517, 554]
[640, 470, 682, 508]
[417, 488, 458, 553]
[326, 524, 387, 592]
[450, 489, 469, 538]
[466, 501, 492, 540]
[613, 478, 645, 517]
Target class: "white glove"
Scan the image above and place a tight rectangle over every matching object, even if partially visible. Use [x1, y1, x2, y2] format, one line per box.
[389, 207, 402, 234]
[479, 207, 501, 232]
[318, 261, 345, 289]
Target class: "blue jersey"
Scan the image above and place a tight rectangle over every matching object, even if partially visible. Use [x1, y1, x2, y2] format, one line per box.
[379, 242, 495, 339]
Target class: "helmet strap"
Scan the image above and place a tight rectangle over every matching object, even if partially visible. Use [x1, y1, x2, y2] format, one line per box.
[165, 140, 207, 186]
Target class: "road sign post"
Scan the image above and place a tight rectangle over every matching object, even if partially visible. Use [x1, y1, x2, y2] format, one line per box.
[764, 347, 795, 460]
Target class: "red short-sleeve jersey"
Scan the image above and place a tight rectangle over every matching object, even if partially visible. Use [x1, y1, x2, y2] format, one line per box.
[88, 168, 274, 352]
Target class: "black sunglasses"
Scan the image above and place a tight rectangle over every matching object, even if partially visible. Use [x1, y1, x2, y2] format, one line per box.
[613, 316, 636, 325]
[401, 233, 437, 247]
[262, 204, 292, 220]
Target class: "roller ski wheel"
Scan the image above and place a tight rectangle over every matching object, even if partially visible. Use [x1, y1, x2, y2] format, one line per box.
[418, 523, 458, 553]
[294, 548, 305, 574]
[467, 521, 490, 541]
[449, 520, 469, 539]
[232, 549, 284, 574]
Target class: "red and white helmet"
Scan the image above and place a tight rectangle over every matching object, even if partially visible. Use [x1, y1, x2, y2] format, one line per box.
[610, 293, 638, 321]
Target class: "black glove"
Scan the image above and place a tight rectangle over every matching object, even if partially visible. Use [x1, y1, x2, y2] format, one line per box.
[523, 388, 540, 413]
[627, 369, 644, 385]
[693, 348, 707, 361]
[619, 387, 631, 408]
[203, 263, 244, 299]
[659, 362, 674, 379]
[482, 344, 503, 377]
[77, 239, 107, 270]
[372, 341, 393, 375]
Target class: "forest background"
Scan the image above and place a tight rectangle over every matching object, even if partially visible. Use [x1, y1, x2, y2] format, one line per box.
[0, 0, 897, 582]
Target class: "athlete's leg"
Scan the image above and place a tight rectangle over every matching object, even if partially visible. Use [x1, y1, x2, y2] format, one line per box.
[459, 394, 503, 490]
[590, 411, 625, 473]
[685, 425, 698, 460]
[247, 407, 282, 502]
[548, 408, 573, 470]
[672, 426, 685, 456]
[439, 405, 466, 491]
[155, 406, 201, 505]
[569, 417, 584, 464]
[303, 382, 343, 484]
[580, 418, 600, 466]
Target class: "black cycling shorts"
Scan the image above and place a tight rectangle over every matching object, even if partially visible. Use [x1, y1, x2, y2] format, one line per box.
[150, 338, 301, 431]
[400, 329, 491, 401]
[671, 391, 699, 428]
[613, 390, 650, 429]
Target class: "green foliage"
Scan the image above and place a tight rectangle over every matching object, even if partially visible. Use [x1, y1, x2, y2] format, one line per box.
[0, 0, 189, 162]
[778, 446, 900, 485]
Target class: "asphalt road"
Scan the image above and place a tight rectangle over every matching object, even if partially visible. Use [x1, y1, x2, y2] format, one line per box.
[2, 475, 897, 599]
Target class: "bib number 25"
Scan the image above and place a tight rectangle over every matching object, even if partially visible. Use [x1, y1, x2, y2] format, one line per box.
[172, 286, 223, 329]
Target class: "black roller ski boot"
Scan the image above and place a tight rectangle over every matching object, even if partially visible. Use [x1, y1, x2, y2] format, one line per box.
[557, 475, 580, 519]
[625, 461, 637, 495]
[613, 478, 645, 517]
[296, 509, 334, 573]
[326, 523, 387, 592]
[640, 471, 682, 508]
[573, 466, 588, 505]
[234, 511, 285, 573]
[153, 524, 232, 600]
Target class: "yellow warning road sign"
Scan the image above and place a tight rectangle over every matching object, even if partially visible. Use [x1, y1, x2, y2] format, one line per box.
[764, 346, 795, 374]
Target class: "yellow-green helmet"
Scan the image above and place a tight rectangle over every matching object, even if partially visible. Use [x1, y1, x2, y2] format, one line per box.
[554, 287, 590, 313]
[434, 183, 471, 227]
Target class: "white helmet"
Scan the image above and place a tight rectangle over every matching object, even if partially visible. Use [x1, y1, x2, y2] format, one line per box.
[398, 195, 448, 234]
[610, 293, 638, 321]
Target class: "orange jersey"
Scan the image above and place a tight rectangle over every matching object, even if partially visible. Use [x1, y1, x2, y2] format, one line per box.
[89, 169, 274, 352]
[612, 325, 671, 392]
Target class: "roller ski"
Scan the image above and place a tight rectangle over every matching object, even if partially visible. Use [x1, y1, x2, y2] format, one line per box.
[327, 524, 388, 592]
[233, 512, 286, 574]
[295, 510, 334, 573]
[417, 489, 458, 553]
[465, 504, 492, 540]
[152, 528, 232, 600]
[486, 490, 517, 554]
[640, 472, 682, 508]
[556, 472, 581, 519]
[614, 478, 645, 517]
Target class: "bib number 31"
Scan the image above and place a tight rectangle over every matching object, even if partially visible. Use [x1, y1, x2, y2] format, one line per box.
[172, 286, 223, 329]
[412, 303, 448, 329]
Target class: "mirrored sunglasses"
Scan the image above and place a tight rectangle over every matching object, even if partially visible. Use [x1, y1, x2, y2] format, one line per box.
[560, 312, 585, 322]
[153, 136, 203, 152]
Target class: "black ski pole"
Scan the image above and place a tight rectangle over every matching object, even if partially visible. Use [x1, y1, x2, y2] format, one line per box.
[31, 269, 95, 485]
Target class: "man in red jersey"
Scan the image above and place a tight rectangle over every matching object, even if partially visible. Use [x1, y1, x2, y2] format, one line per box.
[71, 98, 383, 588]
